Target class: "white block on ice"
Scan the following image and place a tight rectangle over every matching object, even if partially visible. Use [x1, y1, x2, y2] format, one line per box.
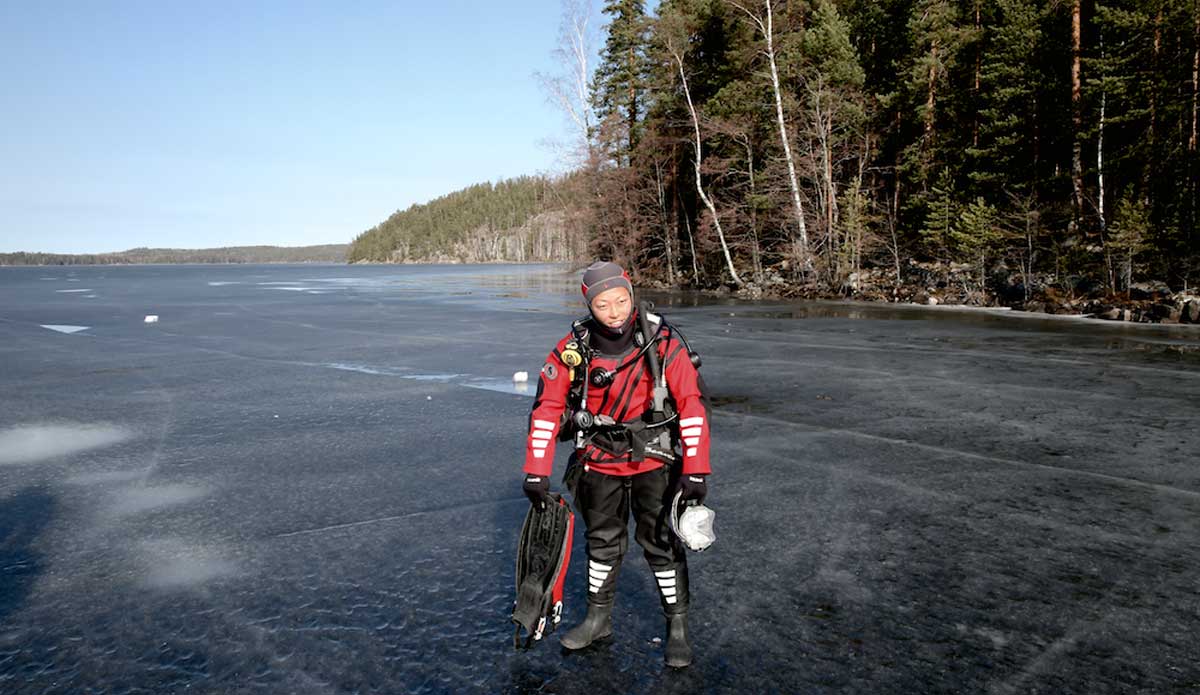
[513, 371, 529, 383]
[144, 315, 159, 323]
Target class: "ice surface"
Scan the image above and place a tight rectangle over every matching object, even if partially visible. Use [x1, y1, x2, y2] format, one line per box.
[0, 263, 1198, 693]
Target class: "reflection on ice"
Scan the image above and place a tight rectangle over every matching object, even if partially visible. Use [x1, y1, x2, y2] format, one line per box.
[140, 538, 235, 589]
[0, 423, 132, 465]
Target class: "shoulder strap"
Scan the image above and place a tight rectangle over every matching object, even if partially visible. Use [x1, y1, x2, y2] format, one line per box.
[636, 302, 669, 415]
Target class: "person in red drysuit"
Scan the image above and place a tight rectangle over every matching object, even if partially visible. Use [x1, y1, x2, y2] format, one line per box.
[520, 261, 711, 668]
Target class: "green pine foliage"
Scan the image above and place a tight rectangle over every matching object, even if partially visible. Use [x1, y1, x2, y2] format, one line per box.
[571, 0, 1198, 298]
[593, 0, 652, 159]
[967, 0, 1045, 199]
[920, 169, 959, 256]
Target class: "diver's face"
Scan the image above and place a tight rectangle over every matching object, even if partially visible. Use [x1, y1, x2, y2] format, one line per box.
[589, 286, 632, 329]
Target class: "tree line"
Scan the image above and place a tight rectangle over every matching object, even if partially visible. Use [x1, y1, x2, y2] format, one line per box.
[553, 0, 1198, 302]
[347, 176, 588, 263]
[0, 245, 349, 266]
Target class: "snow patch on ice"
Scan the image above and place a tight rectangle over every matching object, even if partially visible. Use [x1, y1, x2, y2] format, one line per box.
[0, 423, 132, 465]
[462, 378, 533, 396]
[325, 362, 409, 376]
[41, 324, 89, 334]
[318, 362, 535, 396]
[207, 281, 242, 286]
[67, 469, 147, 486]
[140, 538, 236, 589]
[55, 288, 92, 293]
[107, 483, 209, 517]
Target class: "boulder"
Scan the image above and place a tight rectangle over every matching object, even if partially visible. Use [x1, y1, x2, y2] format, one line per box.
[1183, 299, 1200, 324]
[1094, 306, 1122, 321]
[1152, 303, 1181, 323]
[1130, 280, 1171, 300]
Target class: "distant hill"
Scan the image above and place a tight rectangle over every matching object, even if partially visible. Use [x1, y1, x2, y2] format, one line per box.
[349, 175, 586, 264]
[0, 244, 349, 266]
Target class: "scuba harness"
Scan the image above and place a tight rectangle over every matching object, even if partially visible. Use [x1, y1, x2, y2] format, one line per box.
[558, 302, 701, 465]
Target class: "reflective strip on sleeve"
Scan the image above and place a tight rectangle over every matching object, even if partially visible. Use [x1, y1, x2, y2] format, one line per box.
[679, 417, 705, 428]
[533, 419, 555, 431]
[686, 447, 697, 457]
[531, 430, 553, 440]
[681, 427, 702, 437]
[533, 450, 545, 459]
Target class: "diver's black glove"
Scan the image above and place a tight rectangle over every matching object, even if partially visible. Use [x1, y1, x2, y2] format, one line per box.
[523, 474, 551, 507]
[677, 474, 708, 505]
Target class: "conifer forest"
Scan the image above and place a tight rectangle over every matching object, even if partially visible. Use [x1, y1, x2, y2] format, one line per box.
[368, 0, 1199, 312]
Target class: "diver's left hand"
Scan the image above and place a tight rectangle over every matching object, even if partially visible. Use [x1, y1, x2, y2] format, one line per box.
[677, 474, 707, 504]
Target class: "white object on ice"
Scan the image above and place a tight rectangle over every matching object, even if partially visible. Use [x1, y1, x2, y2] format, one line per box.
[144, 315, 159, 323]
[513, 371, 529, 383]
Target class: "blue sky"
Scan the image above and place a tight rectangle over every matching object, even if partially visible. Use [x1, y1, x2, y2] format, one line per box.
[1, 1, 596, 254]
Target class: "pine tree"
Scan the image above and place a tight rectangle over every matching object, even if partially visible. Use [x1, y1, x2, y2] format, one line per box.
[952, 196, 1001, 287]
[968, 0, 1044, 201]
[903, 0, 970, 189]
[1108, 191, 1150, 291]
[593, 0, 651, 163]
[919, 169, 959, 258]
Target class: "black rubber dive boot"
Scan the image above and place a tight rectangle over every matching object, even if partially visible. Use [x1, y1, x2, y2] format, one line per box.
[654, 562, 691, 667]
[560, 601, 613, 649]
[664, 611, 692, 668]
[562, 557, 620, 650]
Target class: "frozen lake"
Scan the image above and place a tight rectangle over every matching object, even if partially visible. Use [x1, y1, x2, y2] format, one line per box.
[1, 263, 1198, 694]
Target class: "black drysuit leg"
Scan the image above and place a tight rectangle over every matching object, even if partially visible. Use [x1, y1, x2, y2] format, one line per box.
[574, 464, 689, 613]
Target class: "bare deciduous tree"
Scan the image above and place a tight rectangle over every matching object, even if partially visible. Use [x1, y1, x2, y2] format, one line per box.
[537, 0, 598, 166]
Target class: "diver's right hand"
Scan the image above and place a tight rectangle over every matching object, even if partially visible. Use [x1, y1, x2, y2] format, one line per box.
[522, 474, 551, 507]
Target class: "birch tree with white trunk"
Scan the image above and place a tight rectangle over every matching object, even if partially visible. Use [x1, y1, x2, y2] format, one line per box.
[661, 11, 743, 286]
[729, 0, 811, 271]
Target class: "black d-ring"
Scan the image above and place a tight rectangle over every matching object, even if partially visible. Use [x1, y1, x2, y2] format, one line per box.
[589, 367, 613, 388]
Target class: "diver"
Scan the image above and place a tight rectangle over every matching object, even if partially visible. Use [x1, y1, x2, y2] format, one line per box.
[520, 261, 711, 668]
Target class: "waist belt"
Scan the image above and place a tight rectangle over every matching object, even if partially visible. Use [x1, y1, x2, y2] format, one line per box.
[581, 412, 679, 463]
